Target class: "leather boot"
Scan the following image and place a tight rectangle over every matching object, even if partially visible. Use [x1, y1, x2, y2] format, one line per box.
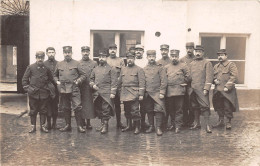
[46, 116, 52, 130]
[190, 110, 201, 130]
[116, 108, 125, 129]
[60, 110, 71, 132]
[122, 118, 132, 132]
[101, 120, 108, 134]
[204, 116, 212, 133]
[86, 119, 93, 130]
[141, 112, 149, 131]
[134, 120, 141, 135]
[155, 113, 163, 136]
[226, 118, 232, 130]
[82, 119, 87, 128]
[96, 119, 104, 131]
[29, 125, 36, 133]
[78, 126, 86, 133]
[40, 115, 49, 133]
[75, 111, 85, 133]
[145, 113, 155, 133]
[145, 126, 155, 133]
[156, 127, 163, 136]
[212, 117, 225, 128]
[52, 116, 57, 129]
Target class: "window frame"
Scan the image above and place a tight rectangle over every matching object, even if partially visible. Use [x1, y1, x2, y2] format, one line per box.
[199, 33, 250, 87]
[90, 30, 145, 61]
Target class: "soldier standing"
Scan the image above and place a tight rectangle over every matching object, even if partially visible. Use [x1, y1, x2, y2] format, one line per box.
[44, 47, 59, 130]
[22, 51, 54, 133]
[189, 45, 214, 133]
[157, 44, 171, 130]
[54, 46, 86, 133]
[119, 52, 145, 134]
[165, 49, 190, 133]
[180, 42, 195, 127]
[134, 44, 149, 131]
[79, 46, 97, 129]
[212, 49, 239, 130]
[107, 44, 125, 129]
[90, 50, 117, 134]
[143, 50, 167, 136]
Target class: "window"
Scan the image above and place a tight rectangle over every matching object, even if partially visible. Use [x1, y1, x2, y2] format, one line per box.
[200, 33, 248, 84]
[91, 30, 144, 61]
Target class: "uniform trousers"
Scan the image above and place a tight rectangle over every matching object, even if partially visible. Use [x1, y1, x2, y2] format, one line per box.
[213, 92, 233, 119]
[123, 100, 141, 121]
[94, 96, 112, 120]
[166, 96, 184, 128]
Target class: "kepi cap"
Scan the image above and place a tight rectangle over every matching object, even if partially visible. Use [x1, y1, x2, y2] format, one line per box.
[108, 44, 117, 49]
[126, 52, 135, 58]
[217, 49, 227, 54]
[160, 44, 169, 50]
[170, 49, 180, 55]
[35, 51, 45, 57]
[186, 42, 195, 47]
[194, 45, 204, 51]
[98, 49, 108, 57]
[135, 44, 144, 50]
[81, 46, 90, 51]
[63, 46, 72, 52]
[146, 50, 156, 55]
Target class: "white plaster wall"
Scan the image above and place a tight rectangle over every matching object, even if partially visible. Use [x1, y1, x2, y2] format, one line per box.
[30, 0, 187, 62]
[30, 0, 260, 88]
[186, 0, 260, 88]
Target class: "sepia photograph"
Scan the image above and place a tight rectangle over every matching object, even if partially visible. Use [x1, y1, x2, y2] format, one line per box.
[0, 0, 260, 165]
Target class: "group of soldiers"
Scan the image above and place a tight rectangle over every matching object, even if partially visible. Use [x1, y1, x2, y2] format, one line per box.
[22, 42, 239, 136]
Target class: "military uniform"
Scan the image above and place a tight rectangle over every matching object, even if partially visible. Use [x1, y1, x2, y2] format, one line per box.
[189, 45, 214, 133]
[165, 50, 190, 132]
[180, 42, 195, 127]
[53, 46, 86, 132]
[79, 46, 98, 127]
[107, 44, 125, 128]
[119, 53, 145, 134]
[143, 50, 167, 135]
[156, 44, 171, 130]
[212, 49, 239, 129]
[90, 50, 117, 134]
[44, 58, 59, 129]
[134, 44, 148, 131]
[22, 51, 54, 133]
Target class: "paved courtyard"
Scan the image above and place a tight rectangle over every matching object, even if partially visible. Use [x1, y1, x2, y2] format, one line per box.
[0, 94, 260, 166]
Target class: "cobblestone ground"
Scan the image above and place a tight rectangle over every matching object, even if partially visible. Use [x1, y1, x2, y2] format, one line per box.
[0, 94, 260, 166]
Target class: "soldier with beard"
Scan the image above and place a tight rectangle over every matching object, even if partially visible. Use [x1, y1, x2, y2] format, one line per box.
[189, 45, 214, 133]
[165, 50, 190, 133]
[180, 42, 195, 128]
[79, 46, 97, 130]
[44, 47, 59, 130]
[22, 51, 54, 133]
[54, 46, 86, 133]
[90, 50, 117, 134]
[118, 52, 145, 135]
[143, 50, 167, 136]
[212, 49, 239, 130]
[107, 44, 125, 129]
[157, 44, 171, 130]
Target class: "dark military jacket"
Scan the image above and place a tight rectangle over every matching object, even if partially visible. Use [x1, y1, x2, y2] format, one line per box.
[79, 59, 98, 119]
[212, 60, 239, 112]
[165, 62, 190, 97]
[143, 63, 167, 113]
[189, 58, 214, 105]
[43, 59, 58, 73]
[180, 54, 195, 95]
[107, 56, 125, 79]
[54, 59, 86, 93]
[89, 63, 117, 113]
[156, 56, 171, 66]
[119, 64, 145, 102]
[22, 63, 53, 99]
